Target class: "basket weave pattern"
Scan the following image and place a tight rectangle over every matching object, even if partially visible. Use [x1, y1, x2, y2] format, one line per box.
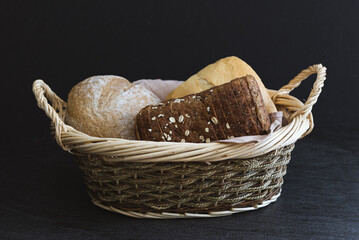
[33, 64, 326, 218]
[79, 144, 293, 213]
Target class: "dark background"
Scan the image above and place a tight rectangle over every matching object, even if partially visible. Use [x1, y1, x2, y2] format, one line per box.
[1, 1, 359, 239]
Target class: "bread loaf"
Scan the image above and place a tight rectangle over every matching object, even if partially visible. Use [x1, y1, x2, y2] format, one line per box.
[135, 75, 271, 143]
[66, 75, 160, 139]
[166, 56, 277, 114]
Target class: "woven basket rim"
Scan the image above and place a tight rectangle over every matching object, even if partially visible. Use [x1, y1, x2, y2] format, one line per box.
[32, 64, 326, 163]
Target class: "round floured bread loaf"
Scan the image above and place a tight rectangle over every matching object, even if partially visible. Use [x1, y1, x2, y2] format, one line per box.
[65, 75, 160, 139]
[166, 56, 277, 113]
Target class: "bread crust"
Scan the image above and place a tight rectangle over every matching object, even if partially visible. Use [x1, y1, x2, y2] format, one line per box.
[234, 78, 261, 135]
[136, 76, 271, 143]
[65, 75, 160, 139]
[211, 87, 234, 138]
[245, 76, 271, 133]
[166, 56, 277, 114]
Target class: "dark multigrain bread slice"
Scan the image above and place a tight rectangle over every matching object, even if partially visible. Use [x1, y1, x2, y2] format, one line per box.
[172, 96, 202, 142]
[155, 101, 174, 141]
[134, 110, 144, 140]
[148, 105, 166, 142]
[231, 80, 257, 136]
[219, 82, 247, 138]
[167, 100, 186, 142]
[232, 78, 259, 135]
[200, 90, 226, 140]
[135, 75, 271, 143]
[209, 87, 234, 139]
[216, 84, 238, 139]
[244, 75, 271, 134]
[234, 78, 262, 135]
[188, 96, 217, 143]
[135, 107, 150, 140]
[135, 105, 165, 141]
[175, 95, 216, 143]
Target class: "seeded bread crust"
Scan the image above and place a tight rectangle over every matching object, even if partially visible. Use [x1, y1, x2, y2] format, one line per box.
[200, 91, 225, 140]
[219, 83, 245, 138]
[135, 75, 271, 143]
[245, 75, 271, 133]
[156, 102, 173, 142]
[233, 79, 260, 135]
[235, 78, 262, 135]
[208, 88, 233, 139]
[135, 105, 166, 141]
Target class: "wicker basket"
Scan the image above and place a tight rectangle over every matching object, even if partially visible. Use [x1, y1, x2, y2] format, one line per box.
[33, 64, 326, 219]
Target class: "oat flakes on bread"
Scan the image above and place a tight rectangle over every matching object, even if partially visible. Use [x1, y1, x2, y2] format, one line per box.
[135, 75, 271, 143]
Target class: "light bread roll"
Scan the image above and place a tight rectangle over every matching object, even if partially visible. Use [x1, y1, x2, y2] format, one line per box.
[66, 75, 160, 139]
[166, 56, 277, 113]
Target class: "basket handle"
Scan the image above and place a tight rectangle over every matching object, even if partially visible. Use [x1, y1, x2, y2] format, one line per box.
[32, 80, 68, 149]
[272, 64, 327, 121]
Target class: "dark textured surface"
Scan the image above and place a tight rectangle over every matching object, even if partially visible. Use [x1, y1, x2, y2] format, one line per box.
[0, 126, 358, 240]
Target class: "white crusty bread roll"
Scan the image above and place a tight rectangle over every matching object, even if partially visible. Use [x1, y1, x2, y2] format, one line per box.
[166, 56, 277, 113]
[66, 75, 160, 139]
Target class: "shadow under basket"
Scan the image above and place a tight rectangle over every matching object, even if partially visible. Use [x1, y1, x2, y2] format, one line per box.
[33, 64, 326, 219]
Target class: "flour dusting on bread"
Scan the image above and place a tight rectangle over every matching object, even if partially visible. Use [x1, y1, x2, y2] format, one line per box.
[66, 75, 160, 139]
